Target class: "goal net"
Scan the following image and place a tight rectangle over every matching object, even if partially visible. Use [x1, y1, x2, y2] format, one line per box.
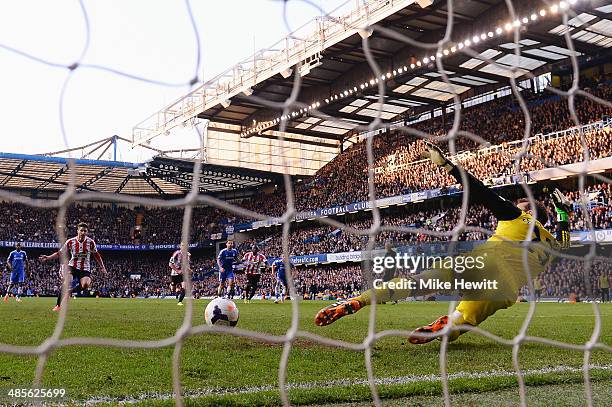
[0, 0, 610, 406]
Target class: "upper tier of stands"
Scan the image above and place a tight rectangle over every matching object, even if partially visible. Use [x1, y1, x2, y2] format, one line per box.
[240, 82, 612, 217]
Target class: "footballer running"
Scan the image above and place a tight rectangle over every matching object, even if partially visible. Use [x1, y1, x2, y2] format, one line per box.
[39, 222, 107, 311]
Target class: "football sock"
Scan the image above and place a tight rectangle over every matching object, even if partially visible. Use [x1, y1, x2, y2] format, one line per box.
[57, 284, 84, 306]
[228, 286, 235, 299]
[217, 286, 223, 297]
[451, 310, 465, 325]
[178, 288, 185, 303]
[447, 310, 467, 342]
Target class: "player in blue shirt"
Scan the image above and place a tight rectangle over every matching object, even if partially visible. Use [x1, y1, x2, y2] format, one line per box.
[217, 240, 239, 299]
[271, 258, 293, 304]
[4, 243, 28, 303]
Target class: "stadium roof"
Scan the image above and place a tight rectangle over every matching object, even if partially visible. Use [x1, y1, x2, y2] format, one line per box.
[0, 153, 288, 197]
[133, 0, 612, 147]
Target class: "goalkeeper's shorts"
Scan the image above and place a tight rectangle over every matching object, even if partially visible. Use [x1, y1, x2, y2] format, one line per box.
[456, 299, 515, 326]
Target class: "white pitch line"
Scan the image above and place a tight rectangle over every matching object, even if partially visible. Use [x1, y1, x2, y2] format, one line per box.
[81, 364, 612, 405]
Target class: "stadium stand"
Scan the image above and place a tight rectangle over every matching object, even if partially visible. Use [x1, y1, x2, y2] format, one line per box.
[2, 121, 609, 248]
[1, 181, 610, 301]
[1, 68, 611, 305]
[526, 258, 611, 300]
[2, 177, 610, 250]
[236, 83, 612, 216]
[240, 184, 612, 256]
[0, 203, 235, 244]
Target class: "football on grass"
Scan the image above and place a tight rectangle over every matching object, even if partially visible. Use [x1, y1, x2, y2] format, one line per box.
[204, 298, 239, 327]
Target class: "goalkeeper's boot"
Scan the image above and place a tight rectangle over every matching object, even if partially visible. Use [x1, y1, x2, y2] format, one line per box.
[52, 305, 61, 312]
[315, 299, 363, 326]
[409, 315, 452, 344]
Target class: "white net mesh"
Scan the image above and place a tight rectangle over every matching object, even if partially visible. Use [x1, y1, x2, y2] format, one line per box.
[0, 0, 611, 406]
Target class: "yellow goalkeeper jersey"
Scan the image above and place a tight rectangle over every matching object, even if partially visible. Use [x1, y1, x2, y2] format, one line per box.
[485, 211, 556, 278]
[491, 211, 557, 245]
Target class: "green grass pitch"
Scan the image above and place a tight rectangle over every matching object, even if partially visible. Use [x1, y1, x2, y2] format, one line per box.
[0, 298, 610, 406]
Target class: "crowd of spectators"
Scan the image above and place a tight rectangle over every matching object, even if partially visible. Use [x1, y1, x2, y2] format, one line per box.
[238, 83, 612, 217]
[0, 204, 235, 245]
[375, 127, 612, 195]
[0, 204, 134, 244]
[1, 181, 610, 266]
[238, 183, 612, 257]
[524, 258, 610, 301]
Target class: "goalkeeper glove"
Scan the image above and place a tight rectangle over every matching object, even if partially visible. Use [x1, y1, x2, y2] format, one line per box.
[551, 188, 572, 214]
[421, 140, 453, 171]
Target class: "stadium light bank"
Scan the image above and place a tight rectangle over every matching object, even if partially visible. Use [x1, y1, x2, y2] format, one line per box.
[241, 0, 580, 137]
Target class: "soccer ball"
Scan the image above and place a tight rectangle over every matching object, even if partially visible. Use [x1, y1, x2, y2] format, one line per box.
[204, 298, 239, 327]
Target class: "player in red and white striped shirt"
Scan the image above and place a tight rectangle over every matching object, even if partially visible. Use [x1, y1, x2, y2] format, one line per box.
[242, 245, 267, 303]
[39, 222, 107, 312]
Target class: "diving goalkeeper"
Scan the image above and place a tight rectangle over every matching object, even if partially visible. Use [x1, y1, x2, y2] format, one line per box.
[314, 141, 571, 344]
